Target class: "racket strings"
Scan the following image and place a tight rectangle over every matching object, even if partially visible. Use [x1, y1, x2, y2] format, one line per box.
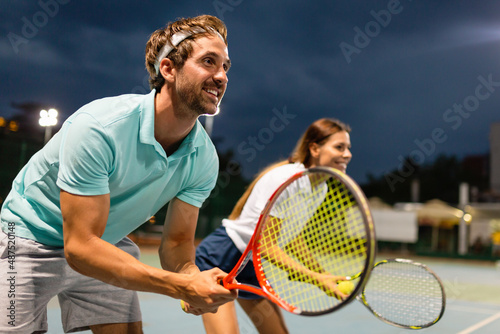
[255, 172, 370, 313]
[362, 261, 444, 328]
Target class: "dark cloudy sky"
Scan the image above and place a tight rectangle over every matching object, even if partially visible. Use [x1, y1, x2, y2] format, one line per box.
[2, 0, 500, 184]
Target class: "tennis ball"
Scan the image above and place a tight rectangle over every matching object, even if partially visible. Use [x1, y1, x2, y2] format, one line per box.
[180, 299, 188, 312]
[337, 281, 355, 295]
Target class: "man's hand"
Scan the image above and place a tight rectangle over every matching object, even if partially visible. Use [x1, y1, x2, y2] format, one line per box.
[178, 268, 237, 315]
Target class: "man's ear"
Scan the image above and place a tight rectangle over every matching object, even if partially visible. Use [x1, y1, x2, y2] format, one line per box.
[309, 142, 320, 159]
[159, 58, 176, 83]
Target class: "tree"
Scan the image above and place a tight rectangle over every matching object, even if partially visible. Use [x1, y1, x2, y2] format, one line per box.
[361, 154, 489, 205]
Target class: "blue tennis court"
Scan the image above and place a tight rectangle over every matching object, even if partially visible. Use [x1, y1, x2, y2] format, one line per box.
[47, 248, 500, 333]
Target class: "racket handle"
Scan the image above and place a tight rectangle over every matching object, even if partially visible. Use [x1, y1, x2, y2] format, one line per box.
[217, 278, 224, 286]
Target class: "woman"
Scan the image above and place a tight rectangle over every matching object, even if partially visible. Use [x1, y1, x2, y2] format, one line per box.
[195, 118, 352, 333]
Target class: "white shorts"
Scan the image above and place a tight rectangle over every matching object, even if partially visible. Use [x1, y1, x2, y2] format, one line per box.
[0, 231, 142, 333]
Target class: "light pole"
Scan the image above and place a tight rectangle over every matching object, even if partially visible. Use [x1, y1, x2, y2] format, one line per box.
[39, 108, 58, 144]
[204, 116, 214, 137]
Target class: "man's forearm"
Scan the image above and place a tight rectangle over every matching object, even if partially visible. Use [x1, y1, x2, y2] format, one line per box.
[159, 238, 199, 274]
[65, 235, 188, 298]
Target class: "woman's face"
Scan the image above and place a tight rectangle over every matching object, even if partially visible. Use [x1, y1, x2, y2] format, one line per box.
[309, 131, 352, 173]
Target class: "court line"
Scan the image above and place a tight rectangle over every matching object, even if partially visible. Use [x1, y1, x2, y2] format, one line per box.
[456, 311, 500, 334]
[447, 304, 500, 315]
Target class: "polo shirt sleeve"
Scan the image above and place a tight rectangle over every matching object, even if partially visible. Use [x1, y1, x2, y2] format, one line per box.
[56, 113, 114, 196]
[176, 146, 219, 208]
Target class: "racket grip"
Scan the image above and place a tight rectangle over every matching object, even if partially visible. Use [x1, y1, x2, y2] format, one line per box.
[217, 278, 224, 286]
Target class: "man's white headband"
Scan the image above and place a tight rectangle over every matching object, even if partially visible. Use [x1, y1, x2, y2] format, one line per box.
[154, 27, 224, 74]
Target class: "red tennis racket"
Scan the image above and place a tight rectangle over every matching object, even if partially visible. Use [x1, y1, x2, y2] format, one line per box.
[220, 166, 376, 315]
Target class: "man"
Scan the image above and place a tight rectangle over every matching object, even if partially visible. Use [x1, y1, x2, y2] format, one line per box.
[0, 14, 236, 333]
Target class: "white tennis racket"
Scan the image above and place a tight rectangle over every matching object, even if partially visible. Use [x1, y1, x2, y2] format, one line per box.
[356, 258, 446, 329]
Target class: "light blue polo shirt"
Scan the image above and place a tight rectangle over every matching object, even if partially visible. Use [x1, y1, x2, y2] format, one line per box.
[0, 89, 218, 246]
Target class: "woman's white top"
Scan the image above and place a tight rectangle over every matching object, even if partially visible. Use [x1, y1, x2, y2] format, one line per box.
[222, 162, 308, 253]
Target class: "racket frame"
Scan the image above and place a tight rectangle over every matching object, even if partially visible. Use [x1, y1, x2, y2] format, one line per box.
[222, 166, 377, 315]
[357, 258, 446, 329]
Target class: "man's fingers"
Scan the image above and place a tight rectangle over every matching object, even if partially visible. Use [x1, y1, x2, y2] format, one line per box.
[180, 299, 220, 315]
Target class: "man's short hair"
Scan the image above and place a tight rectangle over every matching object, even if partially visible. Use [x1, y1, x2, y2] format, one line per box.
[145, 15, 228, 91]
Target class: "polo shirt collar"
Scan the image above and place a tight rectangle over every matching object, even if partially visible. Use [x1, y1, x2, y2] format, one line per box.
[139, 89, 209, 159]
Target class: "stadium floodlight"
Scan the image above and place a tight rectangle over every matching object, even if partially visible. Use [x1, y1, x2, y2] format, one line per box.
[39, 108, 58, 144]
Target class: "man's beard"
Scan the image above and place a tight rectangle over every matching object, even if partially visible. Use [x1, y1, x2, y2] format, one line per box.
[175, 84, 219, 119]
